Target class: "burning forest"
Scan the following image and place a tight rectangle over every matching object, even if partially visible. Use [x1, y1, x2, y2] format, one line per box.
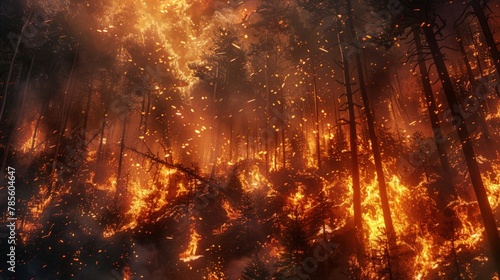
[1, 0, 500, 279]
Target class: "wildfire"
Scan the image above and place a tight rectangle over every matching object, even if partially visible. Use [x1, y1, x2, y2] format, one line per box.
[7, 0, 500, 278]
[179, 224, 203, 262]
[18, 118, 45, 153]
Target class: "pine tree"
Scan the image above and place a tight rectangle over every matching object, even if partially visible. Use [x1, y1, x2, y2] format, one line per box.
[241, 255, 271, 280]
[365, 0, 500, 274]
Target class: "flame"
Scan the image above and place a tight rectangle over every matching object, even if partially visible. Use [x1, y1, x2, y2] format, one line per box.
[18, 118, 45, 153]
[179, 224, 203, 262]
[222, 200, 240, 221]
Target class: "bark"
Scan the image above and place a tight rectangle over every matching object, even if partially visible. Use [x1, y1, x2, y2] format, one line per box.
[423, 24, 500, 275]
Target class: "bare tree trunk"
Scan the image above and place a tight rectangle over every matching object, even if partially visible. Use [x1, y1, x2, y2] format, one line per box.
[423, 24, 500, 275]
[95, 108, 107, 182]
[144, 90, 151, 135]
[210, 66, 219, 178]
[31, 110, 43, 152]
[338, 28, 365, 266]
[346, 0, 396, 262]
[83, 84, 93, 143]
[0, 12, 32, 123]
[114, 111, 128, 204]
[229, 116, 233, 163]
[274, 130, 278, 170]
[471, 0, 500, 95]
[279, 86, 286, 170]
[456, 29, 494, 147]
[264, 55, 270, 175]
[51, 44, 79, 192]
[1, 54, 35, 170]
[246, 127, 250, 159]
[311, 57, 321, 169]
[414, 29, 457, 203]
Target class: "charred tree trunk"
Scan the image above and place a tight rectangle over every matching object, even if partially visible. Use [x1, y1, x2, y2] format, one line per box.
[51, 44, 79, 192]
[456, 29, 494, 147]
[246, 126, 250, 159]
[229, 116, 233, 163]
[279, 85, 287, 170]
[311, 58, 321, 169]
[210, 66, 219, 178]
[414, 29, 457, 203]
[471, 0, 500, 95]
[1, 54, 35, 170]
[144, 90, 151, 135]
[423, 24, 500, 275]
[346, 0, 396, 262]
[83, 86, 93, 143]
[95, 108, 107, 182]
[114, 111, 128, 204]
[0, 12, 32, 123]
[338, 29, 365, 266]
[264, 55, 270, 175]
[31, 109, 44, 152]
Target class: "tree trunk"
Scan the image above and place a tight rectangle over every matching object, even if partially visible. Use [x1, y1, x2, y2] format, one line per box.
[423, 24, 500, 275]
[338, 28, 365, 266]
[414, 29, 457, 203]
[279, 86, 287, 170]
[83, 85, 93, 143]
[1, 54, 35, 170]
[346, 0, 396, 261]
[211, 66, 220, 178]
[471, 0, 500, 96]
[229, 116, 233, 163]
[264, 54, 270, 175]
[0, 12, 32, 123]
[114, 111, 128, 204]
[31, 110, 43, 152]
[94, 108, 107, 182]
[311, 58, 321, 169]
[51, 44, 79, 192]
[456, 29, 494, 148]
[144, 90, 151, 135]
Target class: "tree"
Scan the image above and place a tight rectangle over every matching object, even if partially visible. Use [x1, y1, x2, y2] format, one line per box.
[298, 0, 366, 265]
[274, 206, 310, 279]
[365, 0, 500, 274]
[250, 0, 292, 172]
[343, 0, 398, 263]
[241, 255, 271, 280]
[470, 0, 500, 90]
[413, 29, 456, 204]
[190, 26, 250, 177]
